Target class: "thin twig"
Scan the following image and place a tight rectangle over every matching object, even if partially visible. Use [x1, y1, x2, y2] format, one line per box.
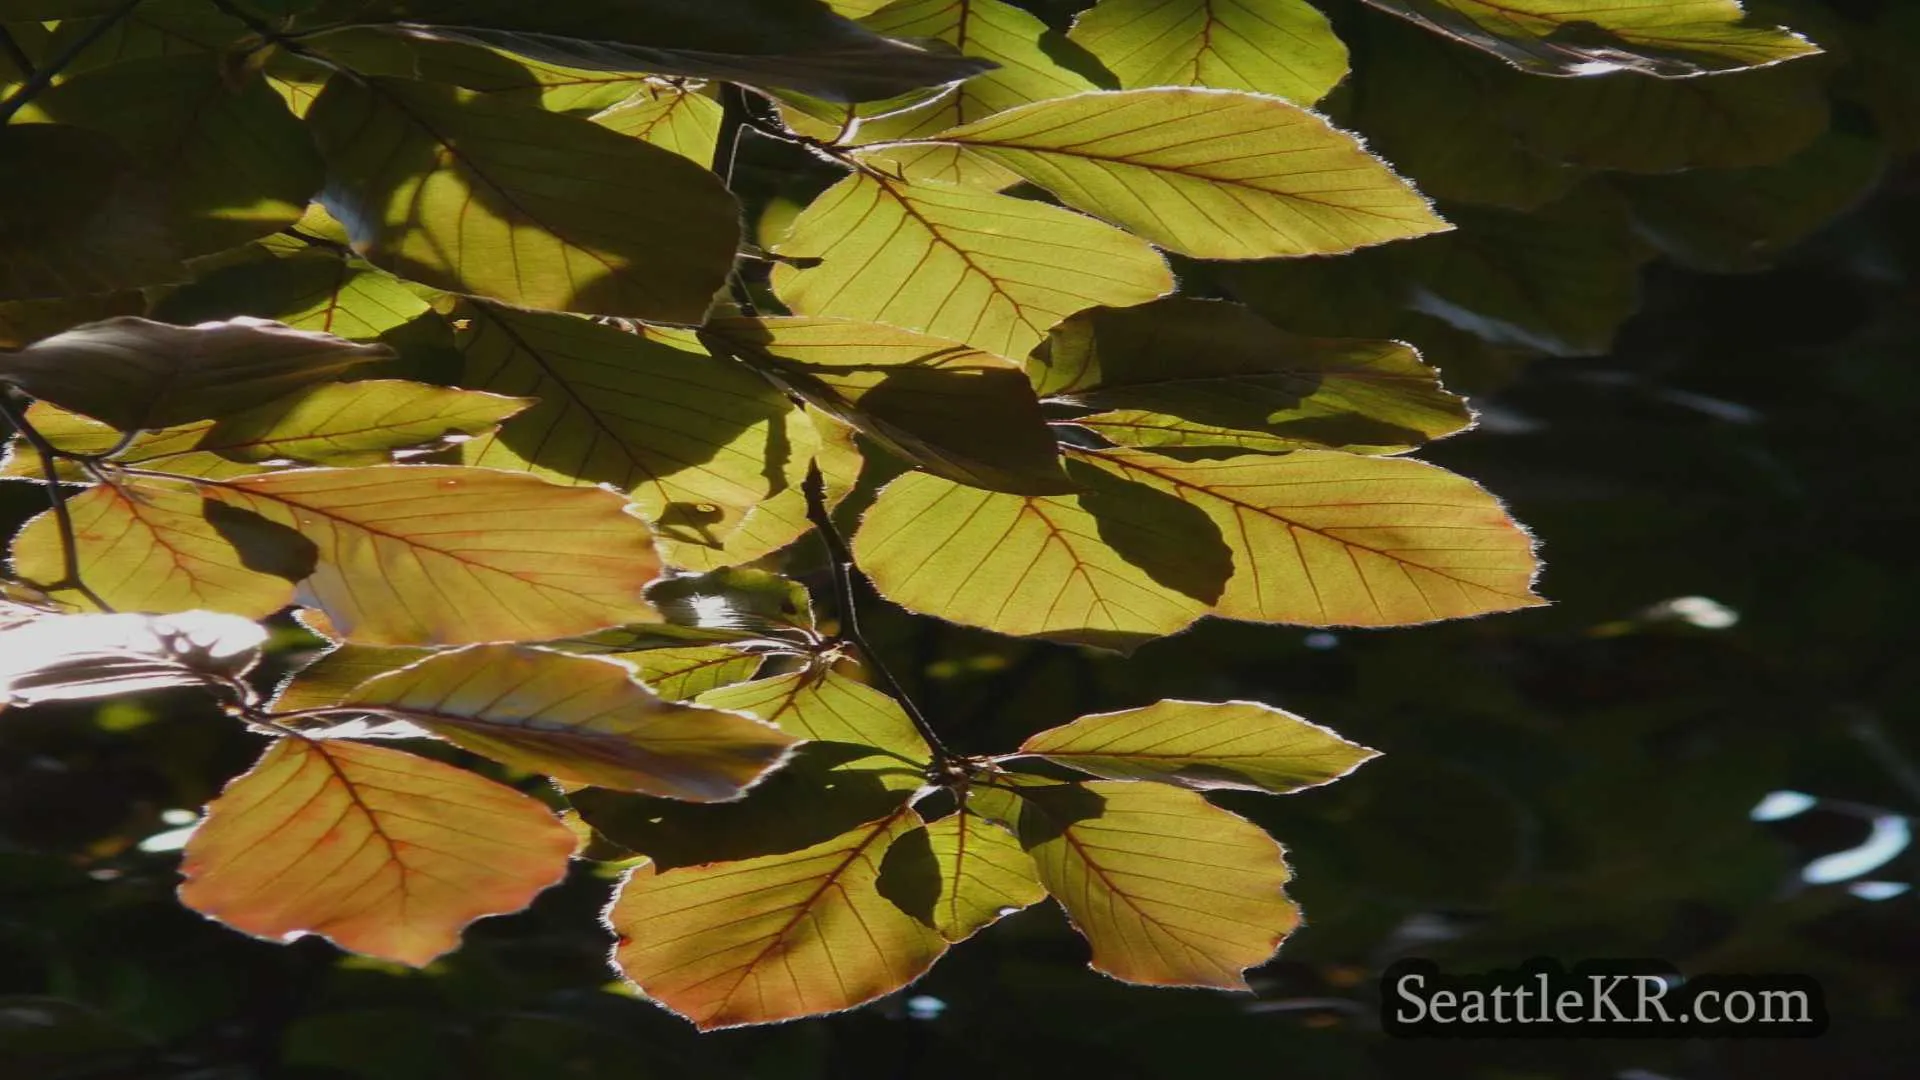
[0, 390, 112, 611]
[801, 462, 951, 763]
[714, 84, 759, 316]
[0, 26, 35, 80]
[0, 0, 147, 125]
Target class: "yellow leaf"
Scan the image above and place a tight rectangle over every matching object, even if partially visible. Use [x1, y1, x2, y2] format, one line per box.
[591, 84, 725, 163]
[1069, 0, 1348, 105]
[608, 806, 947, 1029]
[910, 88, 1450, 259]
[178, 737, 576, 966]
[202, 465, 664, 645]
[883, 809, 1045, 942]
[340, 644, 799, 799]
[770, 170, 1173, 360]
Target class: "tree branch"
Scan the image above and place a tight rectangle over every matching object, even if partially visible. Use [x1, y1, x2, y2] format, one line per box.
[0, 26, 35, 81]
[0, 390, 112, 611]
[0, 0, 146, 125]
[801, 462, 951, 764]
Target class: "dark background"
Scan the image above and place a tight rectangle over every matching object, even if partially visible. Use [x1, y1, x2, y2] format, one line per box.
[5, 0, 1920, 1076]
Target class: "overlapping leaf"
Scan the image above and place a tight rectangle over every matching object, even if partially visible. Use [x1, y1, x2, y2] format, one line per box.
[771, 170, 1173, 360]
[337, 644, 798, 799]
[912, 88, 1450, 259]
[306, 76, 739, 322]
[0, 317, 388, 431]
[1017, 699, 1379, 793]
[854, 456, 1231, 651]
[309, 0, 994, 103]
[1, 609, 267, 707]
[453, 303, 813, 567]
[591, 84, 725, 163]
[202, 465, 664, 645]
[2, 383, 523, 483]
[841, 0, 1101, 187]
[1358, 0, 1819, 77]
[178, 737, 576, 966]
[1089, 447, 1544, 627]
[0, 124, 184, 298]
[706, 315, 1071, 494]
[10, 478, 310, 617]
[609, 807, 947, 1029]
[975, 780, 1298, 988]
[152, 251, 434, 342]
[619, 646, 765, 701]
[881, 809, 1045, 942]
[1033, 299, 1471, 454]
[1068, 0, 1348, 105]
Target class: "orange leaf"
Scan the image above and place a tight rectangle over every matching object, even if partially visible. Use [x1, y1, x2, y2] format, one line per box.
[178, 738, 575, 966]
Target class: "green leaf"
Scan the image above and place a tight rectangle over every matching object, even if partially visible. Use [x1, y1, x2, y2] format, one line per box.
[272, 641, 433, 713]
[452, 302, 815, 568]
[31, 0, 249, 77]
[590, 84, 725, 163]
[336, 644, 799, 799]
[1033, 298, 1472, 454]
[150, 250, 434, 342]
[179, 737, 576, 966]
[311, 0, 994, 103]
[10, 477, 310, 617]
[852, 455, 1231, 651]
[1016, 699, 1379, 793]
[1068, 0, 1348, 105]
[617, 646, 765, 701]
[974, 779, 1298, 988]
[0, 317, 389, 430]
[1615, 132, 1885, 274]
[879, 809, 1045, 942]
[1339, 13, 1584, 211]
[1501, 61, 1829, 173]
[706, 315, 1072, 494]
[1086, 446, 1545, 627]
[3, 382, 521, 482]
[305, 76, 739, 322]
[608, 807, 947, 1029]
[0, 124, 189, 300]
[646, 568, 817, 638]
[569, 669, 930, 866]
[906, 88, 1450, 259]
[299, 27, 659, 115]
[1357, 0, 1819, 77]
[770, 171, 1173, 360]
[1403, 188, 1655, 356]
[838, 0, 1102, 187]
[202, 465, 666, 645]
[21, 55, 323, 253]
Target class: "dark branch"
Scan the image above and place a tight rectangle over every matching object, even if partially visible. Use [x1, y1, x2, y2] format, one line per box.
[0, 0, 146, 125]
[801, 462, 951, 764]
[0, 390, 112, 611]
[0, 26, 35, 81]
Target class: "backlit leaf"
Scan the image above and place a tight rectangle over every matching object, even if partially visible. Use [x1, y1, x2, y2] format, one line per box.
[315, 0, 995, 103]
[1088, 447, 1544, 627]
[590, 84, 725, 163]
[200, 381, 533, 468]
[844, 0, 1101, 187]
[618, 646, 764, 701]
[880, 809, 1045, 942]
[1069, 0, 1348, 105]
[976, 779, 1298, 988]
[706, 315, 1072, 494]
[453, 303, 812, 567]
[339, 644, 798, 799]
[1016, 698, 1379, 793]
[178, 737, 576, 966]
[306, 76, 739, 322]
[697, 668, 930, 766]
[770, 171, 1172, 360]
[152, 250, 434, 342]
[608, 806, 947, 1029]
[1033, 298, 1471, 454]
[272, 642, 432, 713]
[0, 317, 388, 431]
[1358, 0, 1819, 77]
[915, 88, 1449, 259]
[852, 456, 1230, 651]
[1, 609, 266, 707]
[647, 568, 817, 639]
[11, 477, 309, 617]
[202, 465, 664, 645]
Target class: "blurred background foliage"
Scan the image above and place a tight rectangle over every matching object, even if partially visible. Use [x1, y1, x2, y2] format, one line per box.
[5, 0, 1920, 1075]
